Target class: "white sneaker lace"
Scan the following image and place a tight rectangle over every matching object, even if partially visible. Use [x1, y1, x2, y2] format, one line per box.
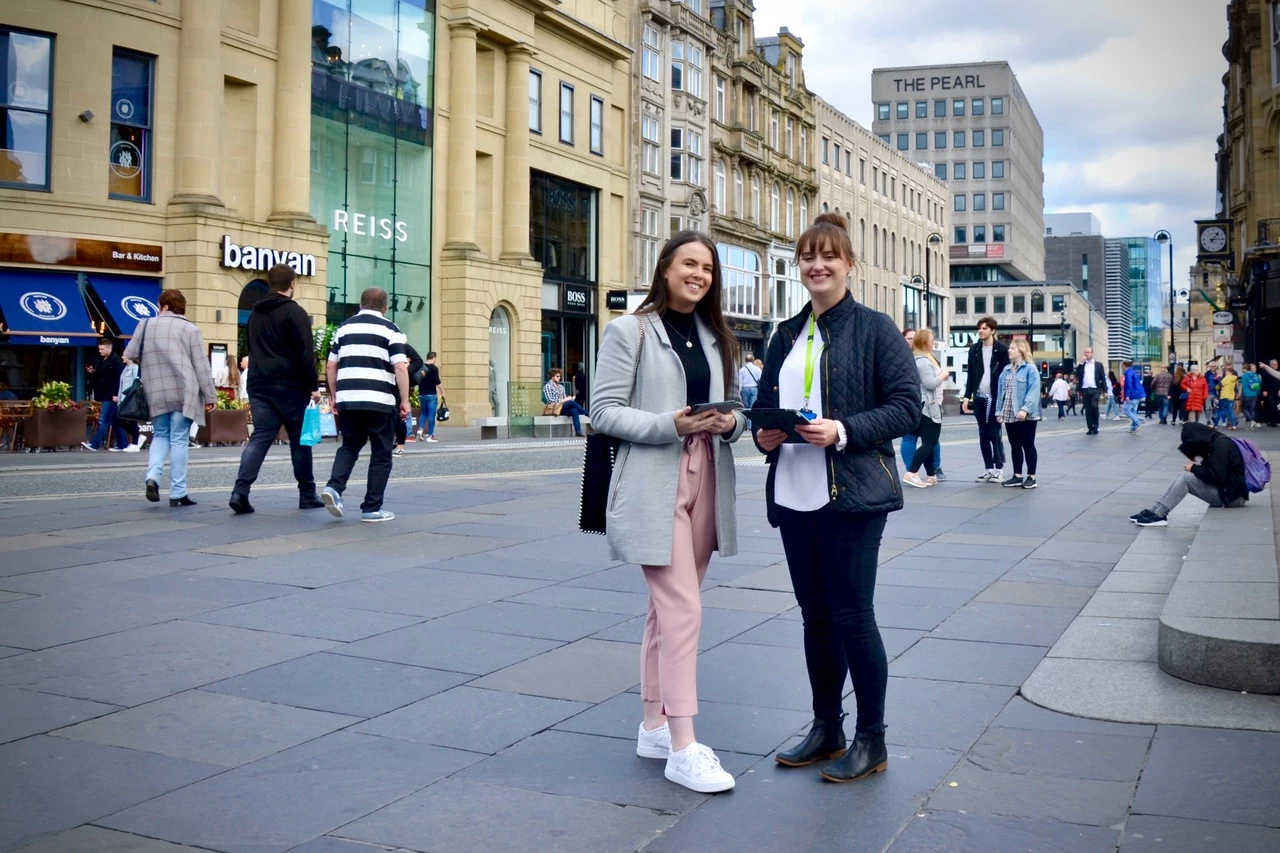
[683, 743, 724, 776]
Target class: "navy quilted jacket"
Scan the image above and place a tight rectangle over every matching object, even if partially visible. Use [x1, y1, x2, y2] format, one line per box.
[753, 292, 921, 524]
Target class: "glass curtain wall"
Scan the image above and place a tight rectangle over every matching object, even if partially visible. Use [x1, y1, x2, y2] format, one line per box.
[310, 0, 434, 350]
[1125, 237, 1162, 363]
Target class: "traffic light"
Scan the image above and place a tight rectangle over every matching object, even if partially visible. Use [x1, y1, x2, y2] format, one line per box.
[1041, 361, 1050, 379]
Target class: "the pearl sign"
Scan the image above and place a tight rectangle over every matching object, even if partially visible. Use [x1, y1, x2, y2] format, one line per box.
[221, 236, 316, 277]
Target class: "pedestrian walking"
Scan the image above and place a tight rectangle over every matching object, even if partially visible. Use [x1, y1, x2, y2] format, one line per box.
[902, 328, 948, 489]
[1181, 365, 1209, 423]
[1103, 370, 1122, 420]
[898, 328, 943, 479]
[1075, 348, 1108, 434]
[543, 367, 589, 437]
[1130, 423, 1250, 526]
[123, 289, 217, 506]
[1151, 365, 1174, 425]
[1065, 376, 1079, 416]
[1241, 363, 1262, 429]
[1217, 366, 1239, 430]
[996, 338, 1042, 489]
[1261, 359, 1280, 427]
[238, 355, 249, 403]
[321, 287, 409, 523]
[1048, 372, 1070, 420]
[1171, 366, 1187, 424]
[395, 343, 423, 457]
[1143, 372, 1155, 419]
[1122, 359, 1146, 433]
[228, 264, 323, 514]
[573, 362, 589, 408]
[591, 230, 745, 795]
[1205, 366, 1220, 426]
[82, 337, 128, 451]
[738, 356, 761, 411]
[960, 317, 1009, 482]
[414, 352, 444, 443]
[115, 357, 143, 451]
[754, 213, 919, 784]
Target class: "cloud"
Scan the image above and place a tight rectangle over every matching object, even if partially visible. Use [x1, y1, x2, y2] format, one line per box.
[752, 0, 1228, 286]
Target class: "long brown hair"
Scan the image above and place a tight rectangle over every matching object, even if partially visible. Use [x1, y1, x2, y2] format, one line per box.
[636, 230, 740, 394]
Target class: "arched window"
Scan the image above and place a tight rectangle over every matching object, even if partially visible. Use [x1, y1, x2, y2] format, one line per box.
[713, 160, 726, 213]
[785, 189, 795, 238]
[733, 167, 744, 216]
[872, 224, 879, 267]
[799, 194, 808, 230]
[909, 240, 915, 275]
[822, 201, 829, 214]
[882, 229, 888, 270]
[859, 219, 867, 261]
[902, 237, 907, 275]
[750, 174, 761, 223]
[891, 232, 897, 272]
[770, 183, 780, 232]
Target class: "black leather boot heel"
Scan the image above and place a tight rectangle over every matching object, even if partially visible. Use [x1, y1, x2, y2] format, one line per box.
[775, 714, 847, 767]
[820, 729, 887, 782]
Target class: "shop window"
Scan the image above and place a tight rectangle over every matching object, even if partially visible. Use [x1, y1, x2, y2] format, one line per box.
[488, 306, 512, 416]
[0, 27, 53, 190]
[718, 243, 762, 317]
[531, 170, 598, 283]
[108, 49, 153, 201]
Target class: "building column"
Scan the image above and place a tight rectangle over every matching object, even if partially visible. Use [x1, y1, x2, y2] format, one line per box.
[268, 0, 314, 223]
[501, 43, 536, 261]
[443, 20, 482, 255]
[171, 0, 224, 205]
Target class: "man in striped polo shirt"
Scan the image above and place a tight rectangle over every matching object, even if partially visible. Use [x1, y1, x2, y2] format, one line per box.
[321, 287, 410, 522]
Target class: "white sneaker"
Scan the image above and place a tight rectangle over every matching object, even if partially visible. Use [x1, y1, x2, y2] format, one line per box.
[975, 471, 994, 482]
[665, 742, 735, 793]
[637, 721, 671, 759]
[425, 435, 439, 443]
[990, 471, 1006, 484]
[901, 472, 929, 489]
[124, 444, 142, 453]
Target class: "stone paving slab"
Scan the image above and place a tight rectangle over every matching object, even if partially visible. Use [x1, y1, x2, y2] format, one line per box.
[469, 638, 641, 703]
[1048, 617, 1160, 662]
[0, 686, 118, 745]
[928, 759, 1137, 826]
[12, 826, 210, 852]
[890, 638, 1048, 686]
[888, 812, 1119, 853]
[336, 621, 563, 676]
[1118, 815, 1280, 852]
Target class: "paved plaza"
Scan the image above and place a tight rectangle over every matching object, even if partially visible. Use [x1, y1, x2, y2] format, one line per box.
[1, 421, 1278, 852]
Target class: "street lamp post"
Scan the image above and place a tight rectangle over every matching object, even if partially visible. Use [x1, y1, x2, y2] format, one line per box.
[1155, 230, 1174, 366]
[1030, 288, 1043, 361]
[1059, 312, 1067, 369]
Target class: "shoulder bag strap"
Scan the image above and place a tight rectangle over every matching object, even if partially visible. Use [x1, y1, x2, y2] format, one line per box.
[626, 316, 646, 407]
[137, 320, 148, 362]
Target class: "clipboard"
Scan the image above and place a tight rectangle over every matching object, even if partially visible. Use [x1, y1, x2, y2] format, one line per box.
[748, 408, 813, 443]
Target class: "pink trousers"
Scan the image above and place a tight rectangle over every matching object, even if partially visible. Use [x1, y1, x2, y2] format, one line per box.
[640, 434, 716, 718]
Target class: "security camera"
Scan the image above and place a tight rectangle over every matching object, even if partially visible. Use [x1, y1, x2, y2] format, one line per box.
[78, 110, 94, 123]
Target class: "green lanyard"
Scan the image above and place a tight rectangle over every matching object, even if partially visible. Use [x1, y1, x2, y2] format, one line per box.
[802, 314, 818, 410]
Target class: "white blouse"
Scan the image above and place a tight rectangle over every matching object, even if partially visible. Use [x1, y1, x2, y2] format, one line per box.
[775, 323, 830, 512]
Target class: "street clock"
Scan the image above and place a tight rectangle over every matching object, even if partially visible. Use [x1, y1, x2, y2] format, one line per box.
[1195, 219, 1232, 261]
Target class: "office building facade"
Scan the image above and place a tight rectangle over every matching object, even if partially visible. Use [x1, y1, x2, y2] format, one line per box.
[815, 97, 950, 339]
[1123, 237, 1164, 364]
[870, 61, 1045, 284]
[1043, 233, 1107, 349]
[1104, 239, 1134, 363]
[704, 2, 817, 359]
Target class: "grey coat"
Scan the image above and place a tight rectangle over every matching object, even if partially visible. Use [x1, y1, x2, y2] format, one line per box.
[591, 311, 747, 566]
[124, 313, 217, 426]
[915, 355, 944, 423]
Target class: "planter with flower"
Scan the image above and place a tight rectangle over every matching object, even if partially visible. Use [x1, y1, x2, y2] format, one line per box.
[28, 382, 87, 450]
[200, 390, 250, 445]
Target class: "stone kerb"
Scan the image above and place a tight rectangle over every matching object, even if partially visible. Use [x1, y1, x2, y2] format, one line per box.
[1157, 487, 1280, 694]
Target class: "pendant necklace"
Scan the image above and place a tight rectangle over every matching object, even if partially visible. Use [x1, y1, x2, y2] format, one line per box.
[665, 315, 696, 349]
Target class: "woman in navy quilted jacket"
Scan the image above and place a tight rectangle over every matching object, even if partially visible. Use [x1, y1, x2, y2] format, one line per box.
[753, 212, 919, 784]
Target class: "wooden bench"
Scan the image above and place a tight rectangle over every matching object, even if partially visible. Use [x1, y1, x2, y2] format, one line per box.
[471, 415, 591, 440]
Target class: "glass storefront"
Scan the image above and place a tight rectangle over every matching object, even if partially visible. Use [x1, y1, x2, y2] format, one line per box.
[532, 171, 597, 391]
[310, 0, 434, 349]
[488, 306, 511, 416]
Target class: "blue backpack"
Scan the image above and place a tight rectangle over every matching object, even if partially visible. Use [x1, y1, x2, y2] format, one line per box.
[1230, 437, 1271, 493]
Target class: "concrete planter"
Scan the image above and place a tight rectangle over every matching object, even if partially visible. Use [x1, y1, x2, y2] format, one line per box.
[27, 408, 89, 449]
[199, 408, 249, 445]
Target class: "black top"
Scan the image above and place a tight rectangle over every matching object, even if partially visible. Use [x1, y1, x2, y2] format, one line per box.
[246, 293, 318, 394]
[1180, 422, 1248, 505]
[418, 362, 442, 395]
[89, 352, 123, 401]
[662, 308, 710, 406]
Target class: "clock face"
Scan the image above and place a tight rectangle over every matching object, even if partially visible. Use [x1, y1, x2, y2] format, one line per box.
[1200, 226, 1227, 253]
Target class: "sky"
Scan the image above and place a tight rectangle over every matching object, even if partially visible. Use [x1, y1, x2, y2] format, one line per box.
[752, 0, 1228, 288]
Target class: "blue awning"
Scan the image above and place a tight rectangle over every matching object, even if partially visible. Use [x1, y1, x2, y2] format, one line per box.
[88, 275, 162, 337]
[0, 271, 97, 346]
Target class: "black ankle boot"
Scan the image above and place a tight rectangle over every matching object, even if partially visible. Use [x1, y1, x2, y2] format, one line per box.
[820, 728, 887, 783]
[775, 714, 847, 767]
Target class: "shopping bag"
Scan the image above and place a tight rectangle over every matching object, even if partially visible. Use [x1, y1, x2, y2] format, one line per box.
[319, 411, 337, 437]
[301, 404, 323, 446]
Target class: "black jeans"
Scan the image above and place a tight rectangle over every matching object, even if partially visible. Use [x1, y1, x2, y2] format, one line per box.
[1006, 419, 1038, 476]
[326, 408, 396, 512]
[907, 413, 941, 476]
[778, 505, 888, 734]
[1081, 388, 1102, 432]
[971, 393, 1005, 470]
[234, 390, 314, 496]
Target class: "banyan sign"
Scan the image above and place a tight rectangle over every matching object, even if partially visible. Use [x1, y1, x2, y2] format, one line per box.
[0, 232, 163, 273]
[221, 236, 317, 277]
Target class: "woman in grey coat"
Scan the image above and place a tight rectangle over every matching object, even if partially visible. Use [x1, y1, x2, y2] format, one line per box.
[591, 231, 745, 794]
[902, 327, 949, 489]
[124, 289, 216, 506]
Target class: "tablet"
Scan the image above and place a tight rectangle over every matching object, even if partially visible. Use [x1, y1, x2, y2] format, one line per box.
[689, 400, 744, 415]
[748, 408, 814, 442]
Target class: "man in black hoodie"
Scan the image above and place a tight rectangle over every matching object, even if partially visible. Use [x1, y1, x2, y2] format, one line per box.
[1130, 422, 1248, 526]
[230, 264, 323, 513]
[82, 337, 127, 451]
